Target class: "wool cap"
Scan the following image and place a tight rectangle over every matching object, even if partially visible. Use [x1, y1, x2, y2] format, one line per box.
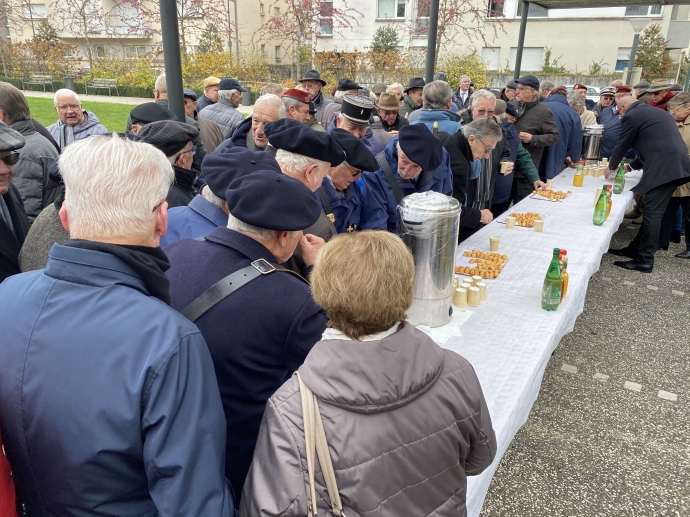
[135, 120, 199, 157]
[515, 75, 540, 91]
[397, 123, 443, 171]
[372, 82, 387, 94]
[505, 103, 520, 119]
[219, 78, 248, 92]
[337, 78, 361, 91]
[225, 170, 321, 230]
[340, 94, 375, 126]
[0, 121, 26, 152]
[183, 88, 198, 101]
[329, 128, 378, 172]
[130, 102, 176, 125]
[264, 118, 307, 140]
[633, 81, 651, 90]
[268, 124, 345, 166]
[203, 76, 221, 88]
[202, 147, 281, 198]
[506, 80, 518, 90]
[494, 99, 507, 116]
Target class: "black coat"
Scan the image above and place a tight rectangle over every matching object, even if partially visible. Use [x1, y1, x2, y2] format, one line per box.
[0, 184, 30, 283]
[166, 166, 197, 208]
[510, 98, 560, 169]
[381, 114, 409, 132]
[610, 101, 690, 194]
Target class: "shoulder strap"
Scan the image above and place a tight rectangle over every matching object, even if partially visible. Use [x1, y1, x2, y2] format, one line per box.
[376, 152, 405, 205]
[317, 187, 335, 224]
[181, 258, 307, 322]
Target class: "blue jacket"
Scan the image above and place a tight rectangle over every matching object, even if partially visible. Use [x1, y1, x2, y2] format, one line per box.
[539, 95, 583, 180]
[319, 178, 361, 233]
[0, 244, 234, 517]
[492, 119, 521, 205]
[161, 194, 228, 247]
[164, 228, 327, 502]
[599, 105, 621, 159]
[413, 109, 462, 135]
[360, 137, 453, 233]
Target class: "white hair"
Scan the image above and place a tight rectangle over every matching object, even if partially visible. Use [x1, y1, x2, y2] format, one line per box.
[202, 184, 226, 210]
[387, 83, 403, 93]
[334, 90, 348, 100]
[60, 134, 174, 241]
[54, 89, 80, 106]
[155, 74, 167, 94]
[227, 212, 299, 240]
[218, 89, 239, 100]
[470, 89, 496, 108]
[275, 149, 329, 177]
[257, 93, 286, 118]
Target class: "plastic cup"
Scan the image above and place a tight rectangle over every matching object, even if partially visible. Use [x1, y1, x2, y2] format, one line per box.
[534, 219, 544, 232]
[489, 236, 500, 251]
[476, 282, 487, 301]
[505, 216, 516, 229]
[468, 287, 481, 307]
[460, 282, 472, 290]
[453, 288, 467, 307]
[471, 275, 483, 286]
[500, 162, 510, 175]
[546, 179, 554, 189]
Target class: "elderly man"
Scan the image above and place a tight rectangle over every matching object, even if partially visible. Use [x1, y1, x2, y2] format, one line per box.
[608, 96, 690, 272]
[400, 77, 425, 118]
[162, 148, 282, 246]
[260, 83, 284, 97]
[360, 123, 452, 233]
[377, 92, 409, 133]
[318, 128, 378, 233]
[573, 83, 596, 110]
[213, 94, 285, 154]
[633, 80, 652, 104]
[540, 87, 583, 179]
[0, 134, 234, 516]
[196, 76, 220, 112]
[500, 80, 517, 103]
[593, 86, 616, 120]
[599, 87, 625, 160]
[511, 75, 560, 172]
[198, 78, 248, 139]
[372, 82, 387, 102]
[129, 102, 176, 135]
[282, 88, 312, 124]
[165, 169, 328, 503]
[539, 81, 555, 101]
[47, 89, 108, 150]
[0, 82, 59, 223]
[452, 75, 473, 111]
[412, 80, 463, 134]
[183, 88, 224, 154]
[328, 94, 385, 156]
[136, 120, 200, 207]
[647, 79, 676, 110]
[0, 123, 30, 283]
[298, 69, 332, 122]
[320, 78, 362, 130]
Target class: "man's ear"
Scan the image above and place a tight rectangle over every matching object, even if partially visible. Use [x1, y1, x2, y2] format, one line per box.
[59, 203, 70, 233]
[276, 230, 289, 247]
[304, 163, 319, 183]
[154, 201, 168, 238]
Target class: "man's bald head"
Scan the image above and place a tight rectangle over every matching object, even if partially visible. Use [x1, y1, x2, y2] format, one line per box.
[617, 96, 636, 115]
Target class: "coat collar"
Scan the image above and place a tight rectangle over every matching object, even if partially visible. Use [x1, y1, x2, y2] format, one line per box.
[417, 109, 462, 123]
[187, 195, 228, 227]
[172, 165, 196, 193]
[203, 227, 278, 263]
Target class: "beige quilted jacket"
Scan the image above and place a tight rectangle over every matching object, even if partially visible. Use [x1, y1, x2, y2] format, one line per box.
[240, 322, 496, 517]
[675, 116, 690, 197]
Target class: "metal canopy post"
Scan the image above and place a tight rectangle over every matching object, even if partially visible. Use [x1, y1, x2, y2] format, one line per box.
[626, 32, 641, 86]
[514, 1, 530, 80]
[159, 0, 185, 122]
[424, 0, 441, 83]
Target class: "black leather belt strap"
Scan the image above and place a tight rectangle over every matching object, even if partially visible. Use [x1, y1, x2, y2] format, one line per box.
[181, 258, 307, 322]
[376, 152, 406, 205]
[317, 187, 335, 224]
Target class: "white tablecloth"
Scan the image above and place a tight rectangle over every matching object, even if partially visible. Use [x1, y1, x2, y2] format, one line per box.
[439, 168, 641, 517]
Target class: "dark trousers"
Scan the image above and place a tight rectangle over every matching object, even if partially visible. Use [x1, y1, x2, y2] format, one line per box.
[510, 173, 533, 205]
[626, 181, 679, 265]
[491, 201, 511, 218]
[659, 196, 690, 250]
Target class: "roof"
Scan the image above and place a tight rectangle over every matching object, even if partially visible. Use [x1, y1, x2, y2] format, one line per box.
[530, 0, 690, 8]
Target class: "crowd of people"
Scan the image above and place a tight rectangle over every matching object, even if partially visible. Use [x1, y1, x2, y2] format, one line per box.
[0, 66, 689, 516]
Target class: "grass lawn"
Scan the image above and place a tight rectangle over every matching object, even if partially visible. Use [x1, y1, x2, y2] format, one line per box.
[27, 97, 138, 134]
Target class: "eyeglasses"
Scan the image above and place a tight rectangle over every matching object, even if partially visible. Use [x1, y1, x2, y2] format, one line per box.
[57, 104, 81, 111]
[151, 200, 166, 213]
[478, 139, 495, 154]
[0, 152, 20, 166]
[179, 146, 197, 156]
[516, 86, 533, 92]
[475, 109, 496, 117]
[670, 103, 688, 113]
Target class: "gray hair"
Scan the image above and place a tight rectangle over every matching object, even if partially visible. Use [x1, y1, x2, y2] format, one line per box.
[218, 89, 239, 100]
[461, 116, 503, 143]
[540, 81, 555, 92]
[276, 149, 329, 176]
[202, 185, 227, 210]
[334, 90, 348, 100]
[422, 80, 453, 110]
[59, 134, 174, 241]
[155, 74, 167, 94]
[470, 89, 496, 108]
[567, 92, 585, 110]
[0, 82, 31, 123]
[53, 88, 80, 107]
[256, 93, 286, 118]
[387, 83, 404, 93]
[460, 75, 470, 82]
[260, 83, 284, 96]
[282, 95, 305, 112]
[668, 92, 690, 106]
[227, 212, 299, 240]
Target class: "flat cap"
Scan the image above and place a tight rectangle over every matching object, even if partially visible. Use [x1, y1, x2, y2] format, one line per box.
[204, 76, 221, 88]
[404, 77, 425, 92]
[136, 120, 199, 157]
[130, 102, 176, 125]
[372, 82, 387, 94]
[633, 80, 651, 90]
[329, 128, 378, 172]
[515, 75, 539, 91]
[506, 80, 518, 90]
[616, 85, 632, 94]
[337, 78, 361, 91]
[219, 78, 248, 92]
[340, 94, 375, 126]
[226, 170, 321, 231]
[268, 124, 345, 166]
[494, 99, 507, 116]
[283, 88, 312, 104]
[202, 147, 281, 198]
[0, 121, 26, 152]
[398, 123, 443, 172]
[183, 88, 197, 101]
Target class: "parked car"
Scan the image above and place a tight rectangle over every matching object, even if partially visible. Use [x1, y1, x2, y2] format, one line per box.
[565, 85, 601, 103]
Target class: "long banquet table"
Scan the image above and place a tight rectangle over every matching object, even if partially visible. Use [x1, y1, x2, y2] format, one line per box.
[440, 167, 641, 517]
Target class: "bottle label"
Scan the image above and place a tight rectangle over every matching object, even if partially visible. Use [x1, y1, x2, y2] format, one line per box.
[542, 284, 562, 305]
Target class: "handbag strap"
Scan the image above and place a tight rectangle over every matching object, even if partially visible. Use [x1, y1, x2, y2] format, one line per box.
[296, 372, 344, 517]
[376, 152, 406, 205]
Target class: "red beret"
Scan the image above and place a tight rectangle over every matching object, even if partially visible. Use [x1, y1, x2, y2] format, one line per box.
[573, 83, 587, 90]
[552, 86, 568, 94]
[616, 85, 632, 93]
[282, 88, 311, 104]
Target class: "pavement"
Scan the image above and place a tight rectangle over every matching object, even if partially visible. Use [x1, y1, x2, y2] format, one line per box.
[480, 223, 690, 517]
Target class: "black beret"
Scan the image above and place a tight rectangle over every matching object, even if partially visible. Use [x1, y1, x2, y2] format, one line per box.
[226, 170, 321, 231]
[329, 128, 378, 172]
[130, 102, 176, 124]
[201, 147, 281, 198]
[0, 121, 25, 152]
[398, 124, 443, 172]
[337, 78, 361, 91]
[263, 118, 305, 140]
[183, 88, 197, 101]
[135, 120, 199, 157]
[268, 124, 345, 166]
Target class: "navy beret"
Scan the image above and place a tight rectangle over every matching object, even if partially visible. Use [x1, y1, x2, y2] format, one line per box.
[263, 118, 304, 140]
[129, 102, 176, 124]
[226, 170, 321, 231]
[202, 147, 281, 198]
[183, 88, 197, 101]
[515, 75, 539, 91]
[268, 125, 345, 166]
[505, 103, 519, 119]
[337, 78, 361, 91]
[329, 129, 378, 172]
[136, 120, 199, 157]
[398, 124, 443, 172]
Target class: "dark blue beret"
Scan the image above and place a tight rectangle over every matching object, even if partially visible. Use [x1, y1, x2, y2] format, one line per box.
[505, 103, 519, 119]
[263, 118, 304, 140]
[268, 124, 345, 166]
[337, 78, 361, 91]
[398, 124, 443, 171]
[129, 102, 176, 124]
[219, 78, 248, 92]
[226, 170, 321, 231]
[329, 128, 378, 172]
[201, 147, 281, 198]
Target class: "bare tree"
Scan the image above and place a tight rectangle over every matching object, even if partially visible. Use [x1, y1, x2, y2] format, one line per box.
[52, 0, 107, 68]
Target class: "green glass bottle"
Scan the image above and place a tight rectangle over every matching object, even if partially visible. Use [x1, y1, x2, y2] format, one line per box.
[541, 248, 563, 312]
[593, 186, 608, 226]
[613, 162, 626, 194]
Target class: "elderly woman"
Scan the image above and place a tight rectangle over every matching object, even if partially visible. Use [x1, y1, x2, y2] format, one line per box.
[240, 231, 496, 517]
[387, 82, 404, 103]
[568, 92, 597, 129]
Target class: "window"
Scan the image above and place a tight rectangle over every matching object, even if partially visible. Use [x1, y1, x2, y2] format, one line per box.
[261, 44, 266, 57]
[487, 0, 504, 17]
[482, 47, 500, 70]
[378, 0, 405, 19]
[259, 3, 264, 15]
[275, 45, 281, 62]
[625, 5, 662, 16]
[23, 4, 46, 19]
[414, 0, 430, 33]
[615, 47, 631, 71]
[274, 6, 280, 16]
[320, 1, 333, 35]
[64, 47, 73, 57]
[516, 3, 547, 17]
[96, 45, 106, 58]
[508, 47, 544, 70]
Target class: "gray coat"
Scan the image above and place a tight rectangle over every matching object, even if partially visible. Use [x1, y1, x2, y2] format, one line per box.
[47, 110, 109, 150]
[198, 99, 245, 139]
[10, 120, 60, 222]
[240, 322, 496, 517]
[19, 203, 69, 272]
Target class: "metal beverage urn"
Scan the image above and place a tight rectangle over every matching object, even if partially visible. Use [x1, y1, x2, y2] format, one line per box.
[397, 192, 461, 327]
[582, 124, 605, 165]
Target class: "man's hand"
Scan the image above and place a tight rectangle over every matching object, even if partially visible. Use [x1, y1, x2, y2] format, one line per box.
[389, 130, 399, 136]
[565, 157, 577, 168]
[519, 132, 533, 144]
[534, 180, 547, 190]
[501, 162, 514, 175]
[480, 209, 493, 225]
[299, 234, 326, 267]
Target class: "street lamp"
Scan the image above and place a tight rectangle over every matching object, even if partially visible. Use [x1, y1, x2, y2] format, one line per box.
[626, 18, 649, 86]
